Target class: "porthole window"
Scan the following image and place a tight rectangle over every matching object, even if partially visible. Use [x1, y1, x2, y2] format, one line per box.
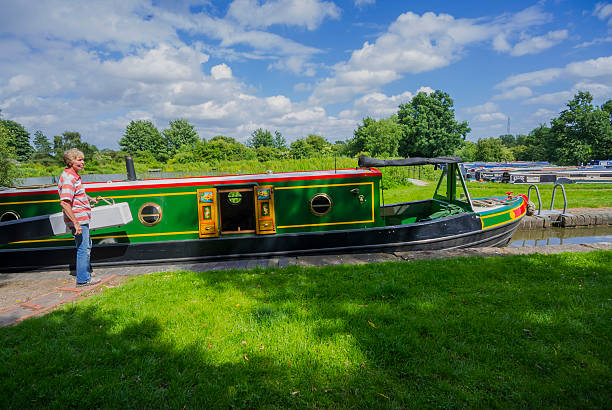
[0, 211, 20, 222]
[310, 193, 332, 216]
[227, 191, 242, 205]
[138, 203, 162, 226]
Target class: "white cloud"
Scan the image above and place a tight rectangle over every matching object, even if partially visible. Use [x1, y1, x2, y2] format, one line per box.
[190, 12, 323, 75]
[346, 12, 481, 74]
[268, 55, 319, 76]
[0, 0, 182, 52]
[492, 86, 533, 100]
[523, 91, 572, 105]
[355, 0, 375, 6]
[101, 44, 208, 83]
[472, 112, 507, 122]
[464, 102, 499, 114]
[500, 4, 551, 30]
[530, 108, 556, 121]
[293, 82, 312, 92]
[492, 34, 512, 52]
[338, 109, 358, 119]
[509, 30, 568, 56]
[415, 86, 435, 95]
[310, 5, 555, 104]
[496, 68, 564, 89]
[5, 74, 35, 93]
[265, 95, 292, 114]
[594, 2, 612, 23]
[309, 70, 401, 105]
[495, 56, 612, 96]
[565, 55, 612, 78]
[280, 106, 327, 123]
[574, 36, 612, 48]
[226, 0, 340, 30]
[573, 81, 612, 98]
[211, 63, 233, 80]
[353, 91, 413, 117]
[0, 27, 330, 147]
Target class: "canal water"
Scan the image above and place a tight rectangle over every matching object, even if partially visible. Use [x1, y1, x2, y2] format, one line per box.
[510, 225, 612, 247]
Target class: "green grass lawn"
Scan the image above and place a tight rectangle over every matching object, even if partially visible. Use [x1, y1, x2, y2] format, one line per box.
[1, 251, 611, 408]
[383, 182, 612, 209]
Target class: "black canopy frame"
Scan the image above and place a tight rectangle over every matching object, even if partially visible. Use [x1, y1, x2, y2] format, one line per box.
[358, 156, 463, 168]
[358, 156, 473, 213]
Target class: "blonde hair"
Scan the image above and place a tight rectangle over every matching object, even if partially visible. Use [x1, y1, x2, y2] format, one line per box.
[63, 148, 84, 167]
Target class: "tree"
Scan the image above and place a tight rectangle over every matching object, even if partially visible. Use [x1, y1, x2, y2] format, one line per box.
[602, 100, 612, 122]
[273, 131, 287, 150]
[0, 122, 20, 186]
[163, 119, 199, 156]
[304, 134, 332, 154]
[455, 141, 477, 162]
[333, 140, 351, 156]
[549, 91, 612, 165]
[290, 135, 333, 158]
[0, 119, 33, 161]
[512, 127, 548, 161]
[255, 145, 284, 161]
[194, 136, 256, 162]
[169, 143, 200, 164]
[247, 129, 275, 149]
[52, 131, 98, 163]
[31, 130, 56, 166]
[33, 130, 52, 154]
[208, 135, 235, 144]
[132, 150, 161, 167]
[397, 90, 470, 158]
[119, 120, 168, 162]
[498, 134, 517, 147]
[474, 137, 514, 162]
[289, 139, 312, 159]
[592, 100, 612, 160]
[350, 116, 403, 157]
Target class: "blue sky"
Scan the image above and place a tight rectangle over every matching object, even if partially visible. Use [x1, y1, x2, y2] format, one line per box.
[0, 0, 611, 149]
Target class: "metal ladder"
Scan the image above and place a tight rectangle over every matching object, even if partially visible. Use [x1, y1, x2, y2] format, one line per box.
[527, 183, 571, 220]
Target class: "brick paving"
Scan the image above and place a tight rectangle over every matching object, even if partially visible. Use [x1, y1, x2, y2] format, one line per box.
[0, 275, 115, 327]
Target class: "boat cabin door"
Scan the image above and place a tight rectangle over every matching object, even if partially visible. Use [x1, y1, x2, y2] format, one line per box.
[197, 185, 276, 237]
[254, 185, 276, 234]
[197, 188, 219, 238]
[217, 186, 256, 234]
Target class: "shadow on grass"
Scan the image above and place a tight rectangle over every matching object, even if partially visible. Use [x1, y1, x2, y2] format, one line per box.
[1, 251, 611, 408]
[1, 305, 349, 408]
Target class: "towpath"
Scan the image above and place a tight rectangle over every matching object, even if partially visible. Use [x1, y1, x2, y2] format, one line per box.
[1, 241, 611, 327]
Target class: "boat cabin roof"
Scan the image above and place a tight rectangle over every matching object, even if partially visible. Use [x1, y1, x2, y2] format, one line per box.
[0, 168, 381, 196]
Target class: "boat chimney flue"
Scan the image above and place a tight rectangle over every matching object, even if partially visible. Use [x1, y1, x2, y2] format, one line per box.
[125, 156, 137, 181]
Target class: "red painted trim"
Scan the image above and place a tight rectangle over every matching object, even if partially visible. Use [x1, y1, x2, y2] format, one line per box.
[1, 168, 381, 196]
[137, 167, 370, 181]
[0, 191, 55, 197]
[96, 172, 379, 192]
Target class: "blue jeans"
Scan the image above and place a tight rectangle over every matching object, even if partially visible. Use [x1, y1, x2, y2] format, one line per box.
[74, 224, 92, 284]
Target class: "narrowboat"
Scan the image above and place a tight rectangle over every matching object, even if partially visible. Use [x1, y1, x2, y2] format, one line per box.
[0, 157, 527, 272]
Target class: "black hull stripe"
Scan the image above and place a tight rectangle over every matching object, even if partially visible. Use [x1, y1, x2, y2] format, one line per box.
[0, 217, 523, 272]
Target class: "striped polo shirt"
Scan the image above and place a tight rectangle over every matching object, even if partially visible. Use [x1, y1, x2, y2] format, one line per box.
[58, 167, 91, 225]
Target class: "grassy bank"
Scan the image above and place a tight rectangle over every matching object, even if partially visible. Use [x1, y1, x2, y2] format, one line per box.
[1, 251, 610, 408]
[383, 182, 612, 208]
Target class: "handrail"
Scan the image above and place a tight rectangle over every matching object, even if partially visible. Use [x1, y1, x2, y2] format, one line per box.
[95, 196, 115, 206]
[550, 183, 568, 214]
[527, 185, 542, 216]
